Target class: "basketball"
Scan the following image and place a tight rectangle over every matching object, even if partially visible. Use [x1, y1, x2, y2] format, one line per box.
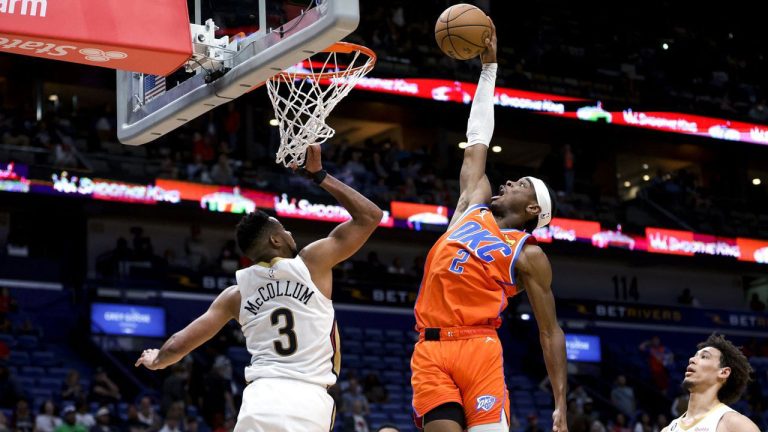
[434, 4, 492, 60]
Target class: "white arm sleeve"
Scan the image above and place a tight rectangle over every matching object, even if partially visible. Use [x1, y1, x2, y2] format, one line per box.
[466, 62, 498, 147]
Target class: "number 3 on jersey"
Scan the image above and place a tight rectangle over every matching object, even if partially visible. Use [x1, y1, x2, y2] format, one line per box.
[270, 308, 298, 356]
[449, 249, 471, 274]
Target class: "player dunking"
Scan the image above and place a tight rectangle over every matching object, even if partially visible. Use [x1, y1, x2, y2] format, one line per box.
[410, 21, 568, 432]
[135, 145, 383, 432]
[661, 334, 759, 432]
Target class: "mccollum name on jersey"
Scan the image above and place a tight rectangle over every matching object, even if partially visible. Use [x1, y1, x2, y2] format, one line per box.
[243, 280, 315, 315]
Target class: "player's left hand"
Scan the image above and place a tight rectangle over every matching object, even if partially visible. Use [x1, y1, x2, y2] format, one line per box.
[480, 17, 497, 64]
[552, 408, 568, 432]
[134, 349, 162, 370]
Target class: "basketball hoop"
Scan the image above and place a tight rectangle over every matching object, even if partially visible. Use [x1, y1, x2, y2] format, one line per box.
[267, 42, 376, 167]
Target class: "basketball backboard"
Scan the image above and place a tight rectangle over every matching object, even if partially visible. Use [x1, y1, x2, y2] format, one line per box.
[116, 0, 360, 146]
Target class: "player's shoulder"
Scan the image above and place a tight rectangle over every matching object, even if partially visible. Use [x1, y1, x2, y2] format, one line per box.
[515, 242, 550, 272]
[719, 410, 759, 432]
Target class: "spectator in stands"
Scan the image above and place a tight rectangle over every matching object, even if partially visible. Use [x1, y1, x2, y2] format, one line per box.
[653, 414, 668, 432]
[192, 133, 215, 163]
[610, 375, 636, 417]
[0, 340, 8, 361]
[223, 104, 241, 154]
[55, 406, 86, 432]
[610, 413, 631, 432]
[568, 384, 591, 414]
[15, 318, 41, 337]
[0, 411, 10, 432]
[35, 400, 62, 432]
[525, 414, 544, 432]
[0, 365, 22, 407]
[639, 336, 673, 394]
[210, 154, 236, 185]
[217, 240, 240, 274]
[11, 400, 34, 432]
[60, 370, 85, 403]
[89, 368, 121, 406]
[158, 403, 183, 432]
[122, 405, 146, 432]
[341, 377, 370, 416]
[342, 399, 370, 432]
[75, 399, 95, 429]
[0, 287, 16, 315]
[632, 412, 653, 432]
[670, 391, 689, 418]
[183, 417, 198, 432]
[53, 143, 78, 168]
[136, 397, 160, 430]
[386, 257, 406, 275]
[363, 251, 385, 276]
[200, 356, 236, 429]
[749, 293, 765, 312]
[0, 315, 11, 334]
[408, 256, 424, 279]
[187, 154, 212, 184]
[676, 288, 700, 307]
[89, 407, 115, 432]
[362, 372, 387, 404]
[161, 364, 189, 414]
[184, 225, 209, 271]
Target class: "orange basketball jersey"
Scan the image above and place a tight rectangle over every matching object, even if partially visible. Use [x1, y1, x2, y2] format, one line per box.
[414, 204, 534, 330]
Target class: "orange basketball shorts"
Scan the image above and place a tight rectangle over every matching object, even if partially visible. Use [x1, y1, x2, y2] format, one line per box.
[410, 332, 510, 429]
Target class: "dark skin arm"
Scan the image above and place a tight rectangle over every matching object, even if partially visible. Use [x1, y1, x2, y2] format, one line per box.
[299, 145, 384, 298]
[135, 285, 240, 370]
[448, 20, 497, 227]
[517, 244, 568, 432]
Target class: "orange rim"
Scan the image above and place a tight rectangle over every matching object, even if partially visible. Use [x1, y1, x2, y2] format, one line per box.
[270, 42, 376, 81]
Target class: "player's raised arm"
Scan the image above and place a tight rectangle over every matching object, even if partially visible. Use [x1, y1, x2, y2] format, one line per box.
[135, 285, 240, 370]
[449, 19, 497, 227]
[299, 145, 384, 278]
[517, 244, 569, 432]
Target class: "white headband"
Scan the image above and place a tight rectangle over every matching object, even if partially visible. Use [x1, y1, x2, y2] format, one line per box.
[524, 176, 553, 229]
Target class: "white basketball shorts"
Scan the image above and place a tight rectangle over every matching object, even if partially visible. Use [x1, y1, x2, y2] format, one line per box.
[234, 378, 335, 432]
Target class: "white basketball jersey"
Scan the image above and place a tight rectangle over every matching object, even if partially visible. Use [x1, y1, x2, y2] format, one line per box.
[235, 256, 339, 387]
[667, 403, 735, 432]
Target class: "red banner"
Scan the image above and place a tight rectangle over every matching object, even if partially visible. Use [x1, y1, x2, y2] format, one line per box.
[0, 0, 191, 75]
[155, 179, 276, 213]
[532, 218, 602, 244]
[645, 228, 740, 258]
[737, 238, 768, 264]
[390, 201, 449, 228]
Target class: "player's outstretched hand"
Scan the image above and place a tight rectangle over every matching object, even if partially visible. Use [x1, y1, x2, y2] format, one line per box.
[552, 408, 568, 432]
[480, 17, 497, 64]
[134, 349, 162, 370]
[304, 144, 323, 173]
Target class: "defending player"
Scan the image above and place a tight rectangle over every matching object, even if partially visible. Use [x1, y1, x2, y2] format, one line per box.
[661, 334, 759, 432]
[135, 145, 383, 432]
[410, 20, 568, 432]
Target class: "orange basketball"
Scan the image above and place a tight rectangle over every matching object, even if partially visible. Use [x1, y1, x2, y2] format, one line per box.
[434, 4, 491, 60]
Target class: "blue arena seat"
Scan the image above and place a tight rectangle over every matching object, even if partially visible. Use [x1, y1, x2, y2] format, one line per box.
[17, 335, 39, 349]
[364, 328, 384, 341]
[21, 365, 45, 376]
[8, 351, 29, 366]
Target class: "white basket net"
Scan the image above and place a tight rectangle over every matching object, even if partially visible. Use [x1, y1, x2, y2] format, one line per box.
[267, 43, 375, 167]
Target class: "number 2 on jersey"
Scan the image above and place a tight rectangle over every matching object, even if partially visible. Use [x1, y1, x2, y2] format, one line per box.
[449, 249, 471, 274]
[270, 308, 298, 356]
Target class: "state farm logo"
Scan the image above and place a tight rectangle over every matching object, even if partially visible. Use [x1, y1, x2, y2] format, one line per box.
[0, 38, 128, 63]
[0, 0, 47, 17]
[79, 48, 127, 63]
